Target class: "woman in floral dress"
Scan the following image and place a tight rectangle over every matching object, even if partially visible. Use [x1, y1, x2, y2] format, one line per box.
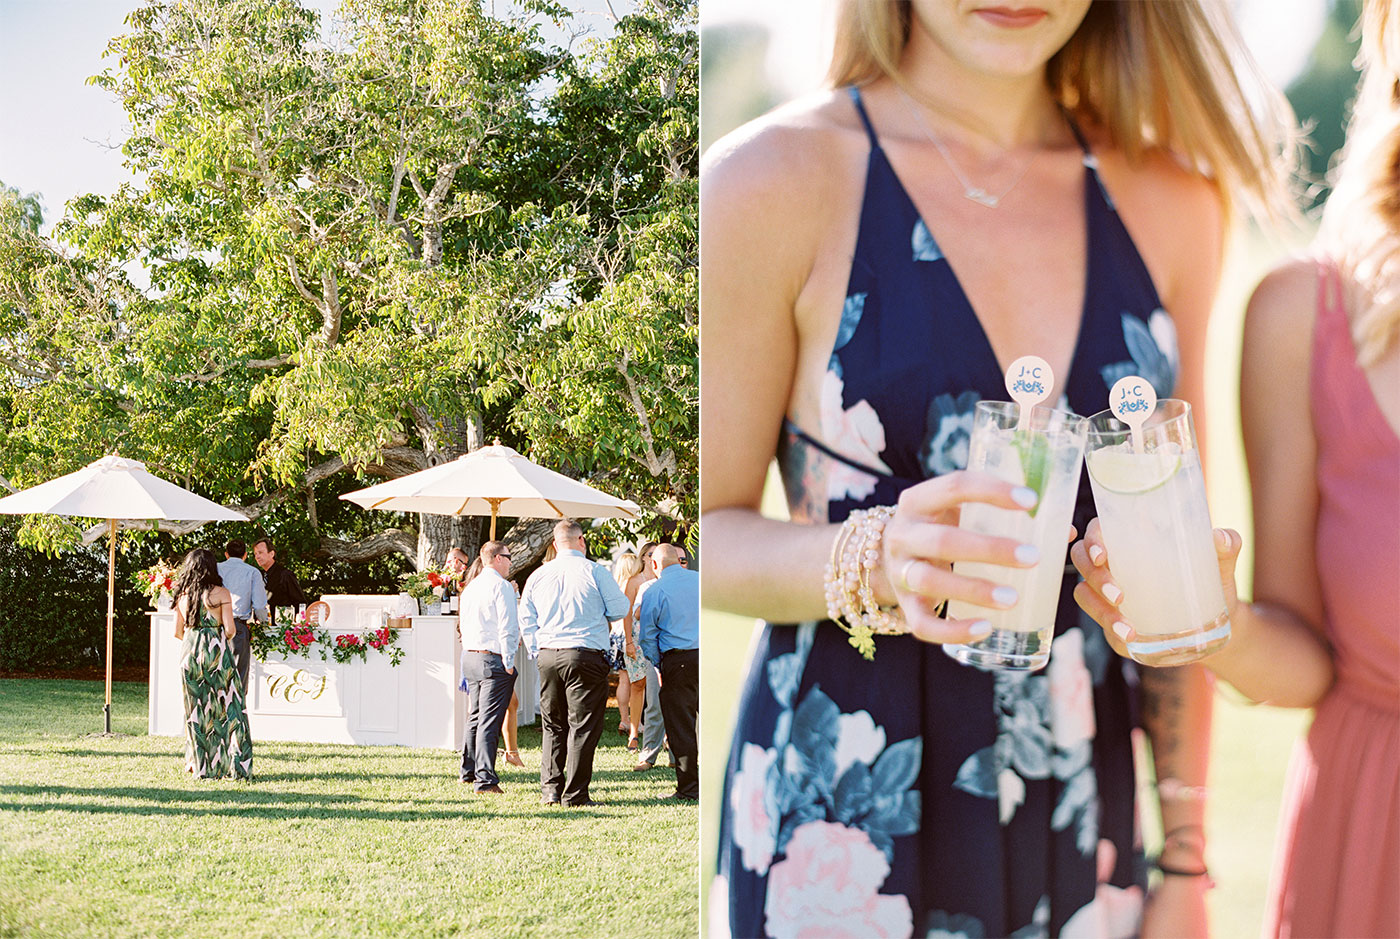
[174, 548, 253, 780]
[701, 1, 1297, 935]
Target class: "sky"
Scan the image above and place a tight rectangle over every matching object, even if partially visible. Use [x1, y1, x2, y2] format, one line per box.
[0, 0, 630, 236]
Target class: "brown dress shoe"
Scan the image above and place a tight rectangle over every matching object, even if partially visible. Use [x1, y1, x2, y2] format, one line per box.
[476, 784, 504, 794]
[631, 761, 654, 772]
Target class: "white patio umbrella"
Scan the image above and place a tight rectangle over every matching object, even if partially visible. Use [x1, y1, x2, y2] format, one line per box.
[0, 455, 247, 733]
[340, 441, 639, 539]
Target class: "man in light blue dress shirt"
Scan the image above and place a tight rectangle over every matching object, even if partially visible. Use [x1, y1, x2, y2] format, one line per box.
[217, 539, 268, 693]
[457, 540, 518, 794]
[636, 543, 700, 801]
[520, 519, 629, 806]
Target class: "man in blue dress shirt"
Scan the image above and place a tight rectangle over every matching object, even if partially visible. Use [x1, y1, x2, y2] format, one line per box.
[520, 519, 630, 807]
[637, 543, 700, 801]
[457, 540, 518, 794]
[216, 539, 268, 693]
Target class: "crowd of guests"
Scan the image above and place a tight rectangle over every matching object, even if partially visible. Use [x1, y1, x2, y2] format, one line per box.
[455, 519, 700, 806]
[169, 521, 699, 808]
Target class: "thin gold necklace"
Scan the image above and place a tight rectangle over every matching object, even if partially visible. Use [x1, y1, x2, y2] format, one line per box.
[895, 86, 1036, 208]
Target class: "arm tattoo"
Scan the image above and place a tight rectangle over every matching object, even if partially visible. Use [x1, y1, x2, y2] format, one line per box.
[1140, 666, 1185, 766]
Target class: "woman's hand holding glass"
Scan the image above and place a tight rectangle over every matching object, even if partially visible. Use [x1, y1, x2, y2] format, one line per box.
[881, 470, 1054, 644]
[1071, 517, 1243, 655]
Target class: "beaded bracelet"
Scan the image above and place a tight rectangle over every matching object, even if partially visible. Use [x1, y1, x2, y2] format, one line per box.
[823, 506, 908, 660]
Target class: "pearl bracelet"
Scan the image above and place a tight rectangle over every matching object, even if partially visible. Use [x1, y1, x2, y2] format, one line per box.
[823, 506, 908, 660]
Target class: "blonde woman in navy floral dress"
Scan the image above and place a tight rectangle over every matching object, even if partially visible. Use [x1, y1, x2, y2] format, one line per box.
[701, 2, 1298, 936]
[174, 548, 253, 780]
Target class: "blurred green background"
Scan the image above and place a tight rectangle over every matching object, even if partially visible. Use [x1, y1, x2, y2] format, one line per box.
[699, 1, 1363, 935]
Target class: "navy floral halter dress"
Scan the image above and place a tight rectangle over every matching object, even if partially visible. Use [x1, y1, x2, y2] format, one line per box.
[714, 88, 1181, 938]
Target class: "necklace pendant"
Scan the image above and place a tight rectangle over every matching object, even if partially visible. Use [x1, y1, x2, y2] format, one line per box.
[965, 187, 1000, 208]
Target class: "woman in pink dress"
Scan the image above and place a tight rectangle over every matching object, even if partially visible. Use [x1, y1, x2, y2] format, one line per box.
[1074, 3, 1400, 934]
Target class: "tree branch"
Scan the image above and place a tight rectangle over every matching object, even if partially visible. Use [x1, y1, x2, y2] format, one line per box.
[315, 528, 416, 562]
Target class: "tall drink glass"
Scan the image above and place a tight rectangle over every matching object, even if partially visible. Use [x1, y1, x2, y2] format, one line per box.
[945, 401, 1088, 671]
[1084, 399, 1231, 665]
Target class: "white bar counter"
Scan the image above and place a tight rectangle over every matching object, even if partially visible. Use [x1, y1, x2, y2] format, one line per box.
[148, 594, 539, 748]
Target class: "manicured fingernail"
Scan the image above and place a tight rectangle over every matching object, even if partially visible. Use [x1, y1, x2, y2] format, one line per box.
[1014, 544, 1040, 565]
[970, 620, 992, 637]
[1214, 529, 1229, 550]
[992, 586, 1018, 608]
[1012, 487, 1038, 509]
[1089, 544, 1105, 565]
[1103, 583, 1123, 605]
[1112, 621, 1131, 641]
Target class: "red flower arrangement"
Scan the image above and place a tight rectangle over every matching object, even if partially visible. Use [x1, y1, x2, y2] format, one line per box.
[252, 613, 403, 667]
[132, 562, 177, 605]
[284, 625, 319, 652]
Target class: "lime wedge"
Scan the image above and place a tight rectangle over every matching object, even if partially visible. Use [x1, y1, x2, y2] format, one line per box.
[1013, 430, 1050, 517]
[1087, 447, 1181, 494]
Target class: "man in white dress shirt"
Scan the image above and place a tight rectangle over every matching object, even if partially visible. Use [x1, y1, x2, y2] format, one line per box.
[457, 541, 518, 794]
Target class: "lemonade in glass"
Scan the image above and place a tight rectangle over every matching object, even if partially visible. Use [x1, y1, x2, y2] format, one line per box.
[1084, 399, 1231, 665]
[945, 401, 1087, 671]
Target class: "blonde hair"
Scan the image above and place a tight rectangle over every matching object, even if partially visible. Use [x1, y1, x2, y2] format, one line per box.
[1319, 0, 1400, 364]
[613, 552, 644, 590]
[827, 0, 1301, 225]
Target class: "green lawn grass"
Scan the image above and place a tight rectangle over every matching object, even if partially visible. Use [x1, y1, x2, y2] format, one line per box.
[0, 679, 698, 939]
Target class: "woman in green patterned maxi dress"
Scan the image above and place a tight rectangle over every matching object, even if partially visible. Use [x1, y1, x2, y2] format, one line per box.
[173, 548, 253, 779]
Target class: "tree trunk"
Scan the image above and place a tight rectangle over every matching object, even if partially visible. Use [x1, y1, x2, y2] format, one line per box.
[412, 407, 486, 569]
[500, 518, 553, 579]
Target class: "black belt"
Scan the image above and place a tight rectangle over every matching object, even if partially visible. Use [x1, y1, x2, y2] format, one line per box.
[465, 649, 499, 655]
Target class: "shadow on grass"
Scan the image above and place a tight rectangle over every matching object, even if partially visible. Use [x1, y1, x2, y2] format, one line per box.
[0, 783, 507, 821]
[7, 749, 452, 782]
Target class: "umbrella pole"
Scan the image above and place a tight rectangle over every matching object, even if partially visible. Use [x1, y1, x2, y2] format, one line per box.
[104, 519, 116, 734]
[488, 499, 501, 541]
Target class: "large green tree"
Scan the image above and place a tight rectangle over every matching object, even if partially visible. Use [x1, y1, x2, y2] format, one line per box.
[0, 0, 696, 572]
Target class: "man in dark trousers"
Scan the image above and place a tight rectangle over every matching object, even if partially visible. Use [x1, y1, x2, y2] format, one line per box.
[636, 543, 700, 801]
[457, 541, 518, 794]
[252, 537, 307, 626]
[519, 519, 629, 807]
[216, 540, 268, 692]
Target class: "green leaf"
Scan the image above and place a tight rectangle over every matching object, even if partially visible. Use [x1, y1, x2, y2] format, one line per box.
[1013, 429, 1050, 519]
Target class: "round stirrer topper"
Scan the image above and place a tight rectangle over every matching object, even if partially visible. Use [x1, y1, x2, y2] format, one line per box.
[1005, 355, 1053, 429]
[1109, 375, 1156, 452]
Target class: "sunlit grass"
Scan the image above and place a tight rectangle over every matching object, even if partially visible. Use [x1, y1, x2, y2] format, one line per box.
[0, 679, 698, 939]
